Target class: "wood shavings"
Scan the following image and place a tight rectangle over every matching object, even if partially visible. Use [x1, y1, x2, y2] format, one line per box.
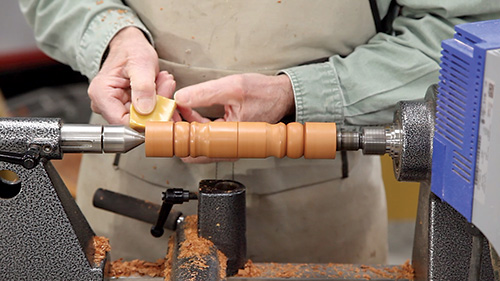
[110, 258, 166, 277]
[360, 260, 414, 280]
[236, 259, 415, 280]
[236, 260, 262, 277]
[217, 249, 228, 280]
[102, 214, 414, 281]
[177, 215, 216, 280]
[92, 236, 111, 265]
[164, 215, 228, 281]
[178, 216, 212, 259]
[164, 236, 175, 280]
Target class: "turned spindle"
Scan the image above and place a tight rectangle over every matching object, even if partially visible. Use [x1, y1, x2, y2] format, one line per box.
[145, 121, 337, 159]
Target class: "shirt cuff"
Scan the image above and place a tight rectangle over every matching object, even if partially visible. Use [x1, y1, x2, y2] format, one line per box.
[279, 61, 344, 124]
[77, 7, 154, 79]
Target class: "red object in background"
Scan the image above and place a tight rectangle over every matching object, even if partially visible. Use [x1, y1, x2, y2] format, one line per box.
[0, 49, 56, 72]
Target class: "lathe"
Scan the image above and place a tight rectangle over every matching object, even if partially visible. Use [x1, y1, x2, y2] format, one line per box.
[0, 19, 499, 280]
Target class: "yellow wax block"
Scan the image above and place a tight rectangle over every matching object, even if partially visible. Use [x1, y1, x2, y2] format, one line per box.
[130, 95, 176, 130]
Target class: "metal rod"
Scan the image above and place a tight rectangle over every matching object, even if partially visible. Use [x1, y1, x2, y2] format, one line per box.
[92, 188, 182, 231]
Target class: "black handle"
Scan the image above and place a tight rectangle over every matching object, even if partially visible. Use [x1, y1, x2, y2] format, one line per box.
[0, 146, 40, 169]
[151, 188, 197, 237]
[93, 188, 182, 231]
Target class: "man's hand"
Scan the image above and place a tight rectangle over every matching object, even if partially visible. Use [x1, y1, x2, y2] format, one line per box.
[174, 73, 295, 123]
[88, 27, 176, 125]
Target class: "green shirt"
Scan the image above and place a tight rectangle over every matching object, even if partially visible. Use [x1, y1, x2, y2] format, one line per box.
[19, 0, 500, 125]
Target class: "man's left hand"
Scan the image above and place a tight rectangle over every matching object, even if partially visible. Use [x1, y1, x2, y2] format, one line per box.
[173, 73, 295, 123]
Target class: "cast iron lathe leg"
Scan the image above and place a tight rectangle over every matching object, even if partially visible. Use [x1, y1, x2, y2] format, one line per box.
[412, 182, 494, 281]
[0, 161, 107, 280]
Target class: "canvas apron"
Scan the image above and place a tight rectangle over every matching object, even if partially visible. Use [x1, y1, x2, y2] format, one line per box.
[77, 0, 388, 264]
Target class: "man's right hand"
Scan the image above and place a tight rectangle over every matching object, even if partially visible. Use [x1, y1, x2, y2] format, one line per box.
[88, 27, 176, 125]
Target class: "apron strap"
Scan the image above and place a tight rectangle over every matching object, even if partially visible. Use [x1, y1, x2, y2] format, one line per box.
[369, 0, 399, 34]
[341, 151, 349, 179]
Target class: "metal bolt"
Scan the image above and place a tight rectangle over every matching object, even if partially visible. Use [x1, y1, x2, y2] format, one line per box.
[177, 216, 185, 225]
[42, 145, 53, 153]
[23, 158, 35, 169]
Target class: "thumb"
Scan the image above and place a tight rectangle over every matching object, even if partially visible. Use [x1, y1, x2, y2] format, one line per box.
[128, 65, 158, 115]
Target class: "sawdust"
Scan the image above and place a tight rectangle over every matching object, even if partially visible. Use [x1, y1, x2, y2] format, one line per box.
[106, 215, 227, 280]
[110, 258, 166, 277]
[176, 215, 228, 280]
[236, 261, 311, 278]
[92, 236, 111, 265]
[217, 249, 228, 280]
[178, 216, 212, 259]
[236, 259, 414, 280]
[234, 261, 257, 277]
[164, 236, 175, 280]
[96, 220, 414, 281]
[106, 213, 415, 281]
[360, 260, 414, 279]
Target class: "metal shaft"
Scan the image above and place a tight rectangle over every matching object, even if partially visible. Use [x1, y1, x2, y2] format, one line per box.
[336, 125, 402, 157]
[60, 124, 144, 153]
[92, 188, 183, 231]
[337, 91, 436, 182]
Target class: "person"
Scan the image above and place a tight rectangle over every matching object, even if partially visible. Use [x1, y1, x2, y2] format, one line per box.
[19, 0, 500, 264]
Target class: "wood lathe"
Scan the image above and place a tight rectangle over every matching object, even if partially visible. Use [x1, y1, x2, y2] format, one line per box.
[0, 19, 499, 281]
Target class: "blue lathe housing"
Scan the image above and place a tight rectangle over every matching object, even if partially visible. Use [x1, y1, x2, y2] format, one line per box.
[432, 19, 500, 252]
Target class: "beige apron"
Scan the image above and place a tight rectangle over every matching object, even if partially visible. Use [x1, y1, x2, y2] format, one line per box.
[77, 0, 388, 264]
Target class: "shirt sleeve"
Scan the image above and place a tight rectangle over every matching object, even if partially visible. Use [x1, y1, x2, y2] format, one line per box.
[280, 0, 500, 125]
[18, 0, 154, 80]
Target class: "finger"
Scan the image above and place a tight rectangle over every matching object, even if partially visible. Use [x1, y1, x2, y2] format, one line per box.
[126, 62, 158, 115]
[181, 156, 238, 164]
[181, 156, 213, 164]
[156, 71, 176, 98]
[88, 77, 131, 125]
[174, 76, 241, 108]
[171, 111, 182, 122]
[92, 95, 130, 125]
[88, 75, 130, 103]
[113, 87, 131, 105]
[177, 106, 211, 123]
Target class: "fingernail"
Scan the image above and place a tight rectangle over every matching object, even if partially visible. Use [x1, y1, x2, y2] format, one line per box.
[136, 97, 155, 114]
[174, 91, 190, 105]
